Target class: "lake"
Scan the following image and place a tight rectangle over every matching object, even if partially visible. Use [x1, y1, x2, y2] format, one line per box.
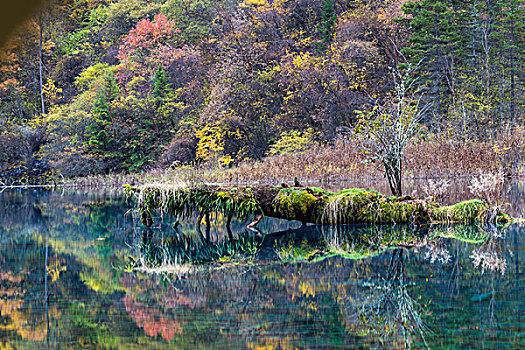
[0, 180, 524, 349]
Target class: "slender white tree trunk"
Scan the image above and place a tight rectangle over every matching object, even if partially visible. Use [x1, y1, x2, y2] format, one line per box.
[39, 14, 45, 116]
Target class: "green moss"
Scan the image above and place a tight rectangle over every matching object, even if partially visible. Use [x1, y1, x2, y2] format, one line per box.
[273, 187, 330, 222]
[430, 199, 489, 223]
[322, 190, 430, 224]
[126, 184, 513, 226]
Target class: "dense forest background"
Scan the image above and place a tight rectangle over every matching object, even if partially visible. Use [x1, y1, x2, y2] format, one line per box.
[0, 0, 523, 178]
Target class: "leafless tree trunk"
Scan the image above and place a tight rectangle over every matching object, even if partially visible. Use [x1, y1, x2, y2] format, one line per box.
[38, 13, 45, 116]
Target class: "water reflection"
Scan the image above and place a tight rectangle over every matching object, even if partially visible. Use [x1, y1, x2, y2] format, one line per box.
[0, 189, 524, 348]
[348, 249, 430, 348]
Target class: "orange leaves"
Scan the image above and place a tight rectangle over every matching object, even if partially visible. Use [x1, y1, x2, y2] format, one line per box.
[117, 13, 180, 64]
[116, 13, 185, 88]
[123, 14, 177, 49]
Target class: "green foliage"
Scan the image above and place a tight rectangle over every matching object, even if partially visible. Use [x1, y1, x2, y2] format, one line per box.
[60, 4, 109, 56]
[401, 0, 525, 123]
[0, 0, 523, 179]
[316, 0, 337, 53]
[86, 71, 120, 156]
[162, 0, 218, 43]
[75, 63, 118, 92]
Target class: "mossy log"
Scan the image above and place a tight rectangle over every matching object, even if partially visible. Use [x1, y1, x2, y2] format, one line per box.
[124, 184, 511, 227]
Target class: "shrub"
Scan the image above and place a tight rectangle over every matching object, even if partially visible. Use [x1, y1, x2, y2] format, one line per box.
[267, 128, 314, 156]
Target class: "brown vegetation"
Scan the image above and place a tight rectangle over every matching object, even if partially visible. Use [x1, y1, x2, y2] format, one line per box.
[210, 128, 525, 186]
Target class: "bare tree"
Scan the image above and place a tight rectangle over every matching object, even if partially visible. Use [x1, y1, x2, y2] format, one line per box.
[355, 59, 431, 196]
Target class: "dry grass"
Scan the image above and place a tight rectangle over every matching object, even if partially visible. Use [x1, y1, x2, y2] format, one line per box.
[214, 128, 525, 185]
[63, 127, 525, 190]
[62, 166, 211, 189]
[468, 170, 505, 205]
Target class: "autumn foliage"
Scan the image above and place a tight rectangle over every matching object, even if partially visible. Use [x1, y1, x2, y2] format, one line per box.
[0, 0, 522, 178]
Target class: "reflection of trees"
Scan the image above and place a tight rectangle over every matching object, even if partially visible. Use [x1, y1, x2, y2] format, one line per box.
[0, 270, 48, 342]
[424, 238, 451, 264]
[469, 224, 507, 275]
[0, 189, 155, 348]
[120, 258, 368, 348]
[343, 249, 430, 348]
[0, 189, 136, 296]
[2, 187, 524, 348]
[0, 239, 64, 344]
[120, 273, 207, 341]
[0, 235, 175, 349]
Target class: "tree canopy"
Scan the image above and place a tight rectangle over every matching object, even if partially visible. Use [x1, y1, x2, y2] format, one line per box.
[0, 0, 523, 176]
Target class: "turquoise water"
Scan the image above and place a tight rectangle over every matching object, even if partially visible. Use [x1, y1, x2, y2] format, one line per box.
[0, 187, 524, 349]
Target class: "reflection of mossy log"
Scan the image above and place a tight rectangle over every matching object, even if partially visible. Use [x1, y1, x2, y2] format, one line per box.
[136, 223, 500, 269]
[124, 184, 511, 227]
[274, 224, 427, 263]
[139, 229, 263, 267]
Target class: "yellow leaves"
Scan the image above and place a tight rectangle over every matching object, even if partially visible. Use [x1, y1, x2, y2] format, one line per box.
[0, 339, 15, 350]
[240, 0, 267, 7]
[42, 78, 62, 104]
[47, 259, 67, 283]
[26, 115, 45, 128]
[126, 76, 147, 92]
[492, 145, 510, 155]
[218, 154, 234, 167]
[42, 40, 56, 55]
[299, 281, 316, 298]
[75, 63, 118, 91]
[196, 120, 244, 166]
[268, 128, 315, 156]
[100, 40, 112, 50]
[247, 338, 298, 350]
[240, 0, 291, 21]
[257, 67, 276, 82]
[195, 122, 225, 162]
[291, 52, 317, 70]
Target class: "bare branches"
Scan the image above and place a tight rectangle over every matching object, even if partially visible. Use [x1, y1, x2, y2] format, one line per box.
[356, 60, 431, 196]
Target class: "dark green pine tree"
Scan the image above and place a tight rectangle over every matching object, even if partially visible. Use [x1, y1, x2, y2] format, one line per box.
[460, 0, 523, 125]
[152, 66, 173, 103]
[87, 71, 119, 155]
[499, 0, 525, 123]
[401, 0, 458, 120]
[126, 66, 174, 171]
[316, 0, 337, 54]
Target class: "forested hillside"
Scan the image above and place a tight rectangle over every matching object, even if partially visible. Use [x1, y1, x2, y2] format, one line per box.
[0, 0, 523, 178]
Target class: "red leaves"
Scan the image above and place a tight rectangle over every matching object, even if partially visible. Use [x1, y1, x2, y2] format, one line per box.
[117, 13, 184, 86]
[117, 14, 179, 60]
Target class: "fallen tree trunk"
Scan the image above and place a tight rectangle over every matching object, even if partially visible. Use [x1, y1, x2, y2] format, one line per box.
[124, 184, 511, 227]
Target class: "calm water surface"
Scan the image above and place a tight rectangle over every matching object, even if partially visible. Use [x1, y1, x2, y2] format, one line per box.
[1, 180, 524, 349]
